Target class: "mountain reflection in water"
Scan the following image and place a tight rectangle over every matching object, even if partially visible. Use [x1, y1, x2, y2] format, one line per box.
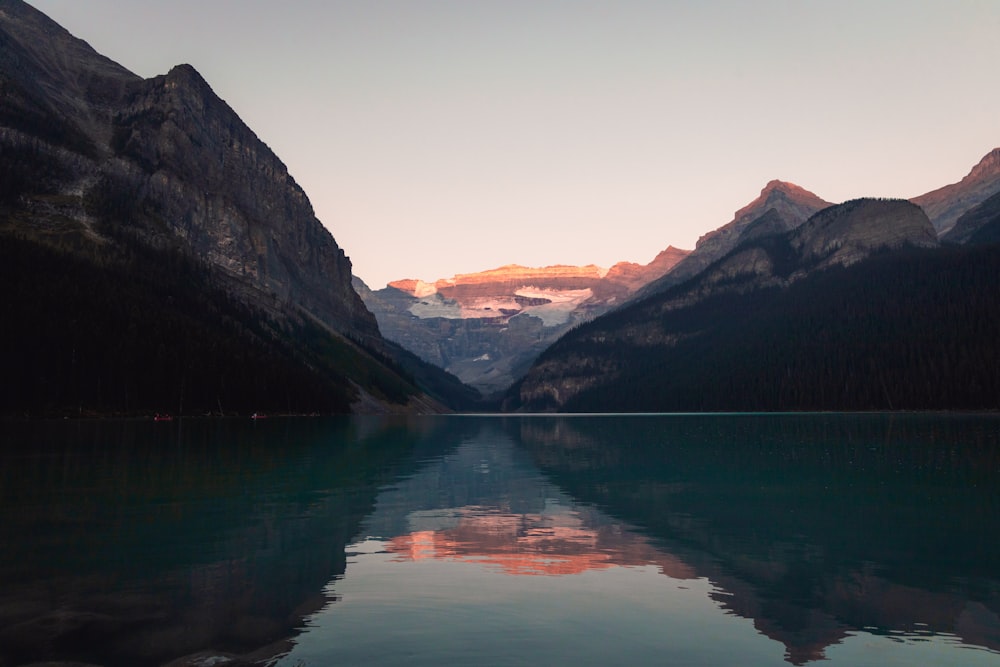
[385, 506, 696, 578]
[2, 414, 999, 666]
[508, 414, 1000, 664]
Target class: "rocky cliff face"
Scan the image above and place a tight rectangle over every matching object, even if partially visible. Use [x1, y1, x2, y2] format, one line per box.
[635, 180, 830, 299]
[108, 64, 379, 337]
[789, 198, 938, 270]
[941, 189, 1000, 245]
[516, 199, 939, 411]
[0, 0, 137, 152]
[358, 251, 689, 395]
[0, 0, 441, 414]
[912, 148, 1000, 236]
[603, 246, 691, 292]
[0, 0, 377, 339]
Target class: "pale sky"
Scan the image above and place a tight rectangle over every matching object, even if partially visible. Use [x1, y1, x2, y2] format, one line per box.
[29, 0, 1000, 288]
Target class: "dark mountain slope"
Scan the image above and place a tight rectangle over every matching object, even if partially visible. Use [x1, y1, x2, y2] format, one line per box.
[635, 180, 829, 300]
[100, 63, 379, 338]
[0, 233, 426, 416]
[912, 148, 1000, 236]
[0, 0, 137, 154]
[510, 199, 998, 412]
[515, 242, 1000, 412]
[942, 189, 1000, 245]
[0, 0, 470, 414]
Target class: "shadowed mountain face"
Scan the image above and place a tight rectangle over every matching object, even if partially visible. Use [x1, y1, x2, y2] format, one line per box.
[0, 0, 468, 414]
[912, 148, 1000, 236]
[511, 198, 1000, 412]
[104, 63, 377, 337]
[0, 1, 372, 338]
[942, 189, 1000, 245]
[635, 180, 830, 300]
[356, 249, 689, 396]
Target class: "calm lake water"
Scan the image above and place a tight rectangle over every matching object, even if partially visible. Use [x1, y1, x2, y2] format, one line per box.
[1, 413, 998, 666]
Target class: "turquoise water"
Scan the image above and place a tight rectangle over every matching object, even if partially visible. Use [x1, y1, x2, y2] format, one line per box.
[1, 414, 998, 666]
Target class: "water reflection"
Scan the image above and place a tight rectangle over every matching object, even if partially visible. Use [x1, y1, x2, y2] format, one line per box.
[371, 430, 696, 579]
[0, 416, 476, 666]
[385, 506, 696, 578]
[508, 414, 1000, 664]
[2, 414, 999, 666]
[284, 414, 1000, 666]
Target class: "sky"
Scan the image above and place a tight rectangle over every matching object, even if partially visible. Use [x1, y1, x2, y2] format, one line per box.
[29, 0, 1000, 289]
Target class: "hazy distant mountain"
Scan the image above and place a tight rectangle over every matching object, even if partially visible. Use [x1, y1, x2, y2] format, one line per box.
[911, 147, 1000, 236]
[511, 198, 999, 412]
[357, 250, 689, 396]
[0, 0, 465, 414]
[634, 180, 830, 300]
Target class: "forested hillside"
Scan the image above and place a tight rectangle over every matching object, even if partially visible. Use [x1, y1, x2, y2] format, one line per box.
[0, 0, 483, 415]
[513, 242, 1000, 412]
[0, 232, 421, 416]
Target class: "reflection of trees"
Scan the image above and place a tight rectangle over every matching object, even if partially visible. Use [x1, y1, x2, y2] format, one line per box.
[6, 415, 996, 666]
[511, 414, 1000, 664]
[0, 416, 475, 667]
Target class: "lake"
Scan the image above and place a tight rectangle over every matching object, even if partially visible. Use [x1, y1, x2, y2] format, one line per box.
[1, 413, 998, 666]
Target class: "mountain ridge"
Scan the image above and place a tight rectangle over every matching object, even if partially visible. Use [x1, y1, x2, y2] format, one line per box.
[357, 248, 689, 395]
[911, 147, 1000, 235]
[512, 198, 962, 412]
[5, 0, 999, 415]
[634, 180, 830, 300]
[0, 0, 463, 414]
[943, 189, 1000, 245]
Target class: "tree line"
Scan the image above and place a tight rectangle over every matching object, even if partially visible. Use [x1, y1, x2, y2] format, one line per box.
[523, 242, 1000, 412]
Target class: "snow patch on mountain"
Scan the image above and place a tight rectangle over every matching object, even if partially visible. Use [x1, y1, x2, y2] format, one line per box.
[516, 287, 594, 326]
[408, 293, 463, 319]
[409, 280, 439, 298]
[406, 287, 594, 326]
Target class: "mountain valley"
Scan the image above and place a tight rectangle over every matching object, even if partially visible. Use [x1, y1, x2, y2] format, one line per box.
[356, 248, 688, 395]
[2, 0, 999, 415]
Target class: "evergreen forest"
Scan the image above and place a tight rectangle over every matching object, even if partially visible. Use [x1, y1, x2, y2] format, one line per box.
[517, 242, 1000, 412]
[0, 232, 423, 417]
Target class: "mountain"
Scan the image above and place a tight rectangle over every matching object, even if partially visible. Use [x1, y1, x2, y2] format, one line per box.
[911, 147, 1000, 236]
[635, 180, 830, 300]
[357, 249, 689, 396]
[941, 189, 1000, 245]
[0, 0, 464, 415]
[511, 198, 1000, 412]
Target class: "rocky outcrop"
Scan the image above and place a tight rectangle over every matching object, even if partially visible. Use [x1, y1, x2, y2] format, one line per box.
[912, 148, 1000, 236]
[941, 190, 1000, 245]
[359, 252, 689, 395]
[789, 198, 938, 270]
[108, 64, 379, 337]
[636, 180, 830, 299]
[0, 0, 138, 152]
[604, 246, 690, 292]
